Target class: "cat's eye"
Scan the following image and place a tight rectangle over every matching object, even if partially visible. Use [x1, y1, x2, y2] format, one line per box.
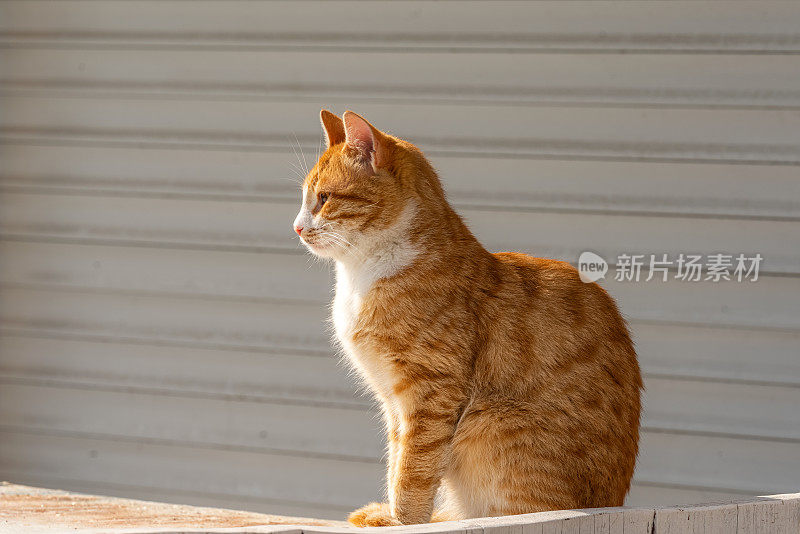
[318, 193, 329, 205]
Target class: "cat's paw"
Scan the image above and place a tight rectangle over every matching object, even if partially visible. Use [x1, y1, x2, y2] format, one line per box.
[431, 509, 457, 522]
[348, 502, 402, 527]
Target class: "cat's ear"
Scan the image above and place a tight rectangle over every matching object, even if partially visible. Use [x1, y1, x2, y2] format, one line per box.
[342, 111, 387, 170]
[320, 109, 345, 148]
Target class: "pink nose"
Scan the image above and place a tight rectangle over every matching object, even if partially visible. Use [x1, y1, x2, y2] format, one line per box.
[294, 224, 303, 236]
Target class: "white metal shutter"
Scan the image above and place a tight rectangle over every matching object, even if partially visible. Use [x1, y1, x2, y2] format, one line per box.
[0, 1, 798, 519]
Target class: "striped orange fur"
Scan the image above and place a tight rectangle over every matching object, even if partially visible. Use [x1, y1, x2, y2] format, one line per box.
[293, 110, 642, 526]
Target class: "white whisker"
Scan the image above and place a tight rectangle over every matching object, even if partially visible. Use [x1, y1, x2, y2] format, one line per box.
[319, 231, 366, 259]
[319, 232, 348, 247]
[326, 232, 356, 248]
[288, 163, 308, 185]
[282, 170, 304, 185]
[288, 136, 308, 177]
[293, 133, 310, 175]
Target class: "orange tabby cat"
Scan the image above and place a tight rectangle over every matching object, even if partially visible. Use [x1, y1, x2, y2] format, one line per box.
[293, 110, 642, 526]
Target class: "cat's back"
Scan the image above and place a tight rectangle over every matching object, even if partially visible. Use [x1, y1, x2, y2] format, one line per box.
[479, 250, 640, 397]
[489, 251, 625, 328]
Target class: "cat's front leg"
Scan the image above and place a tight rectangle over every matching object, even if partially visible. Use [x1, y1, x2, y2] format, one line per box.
[384, 408, 401, 510]
[391, 402, 460, 524]
[349, 398, 459, 526]
[348, 405, 403, 527]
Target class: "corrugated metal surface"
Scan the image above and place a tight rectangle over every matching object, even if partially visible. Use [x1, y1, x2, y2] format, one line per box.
[0, 1, 798, 520]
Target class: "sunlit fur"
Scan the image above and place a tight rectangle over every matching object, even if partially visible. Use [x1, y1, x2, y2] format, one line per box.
[294, 110, 642, 527]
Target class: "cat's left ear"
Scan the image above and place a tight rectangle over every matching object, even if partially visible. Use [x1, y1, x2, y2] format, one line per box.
[342, 111, 388, 171]
[320, 109, 345, 148]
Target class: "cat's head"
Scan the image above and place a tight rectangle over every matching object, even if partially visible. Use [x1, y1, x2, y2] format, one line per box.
[293, 110, 442, 263]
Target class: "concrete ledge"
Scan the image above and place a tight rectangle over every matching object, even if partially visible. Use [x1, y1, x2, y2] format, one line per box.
[1, 482, 798, 534]
[0, 482, 346, 533]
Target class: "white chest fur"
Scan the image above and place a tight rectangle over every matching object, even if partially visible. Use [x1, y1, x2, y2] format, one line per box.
[332, 265, 361, 345]
[331, 202, 421, 400]
[333, 263, 397, 400]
